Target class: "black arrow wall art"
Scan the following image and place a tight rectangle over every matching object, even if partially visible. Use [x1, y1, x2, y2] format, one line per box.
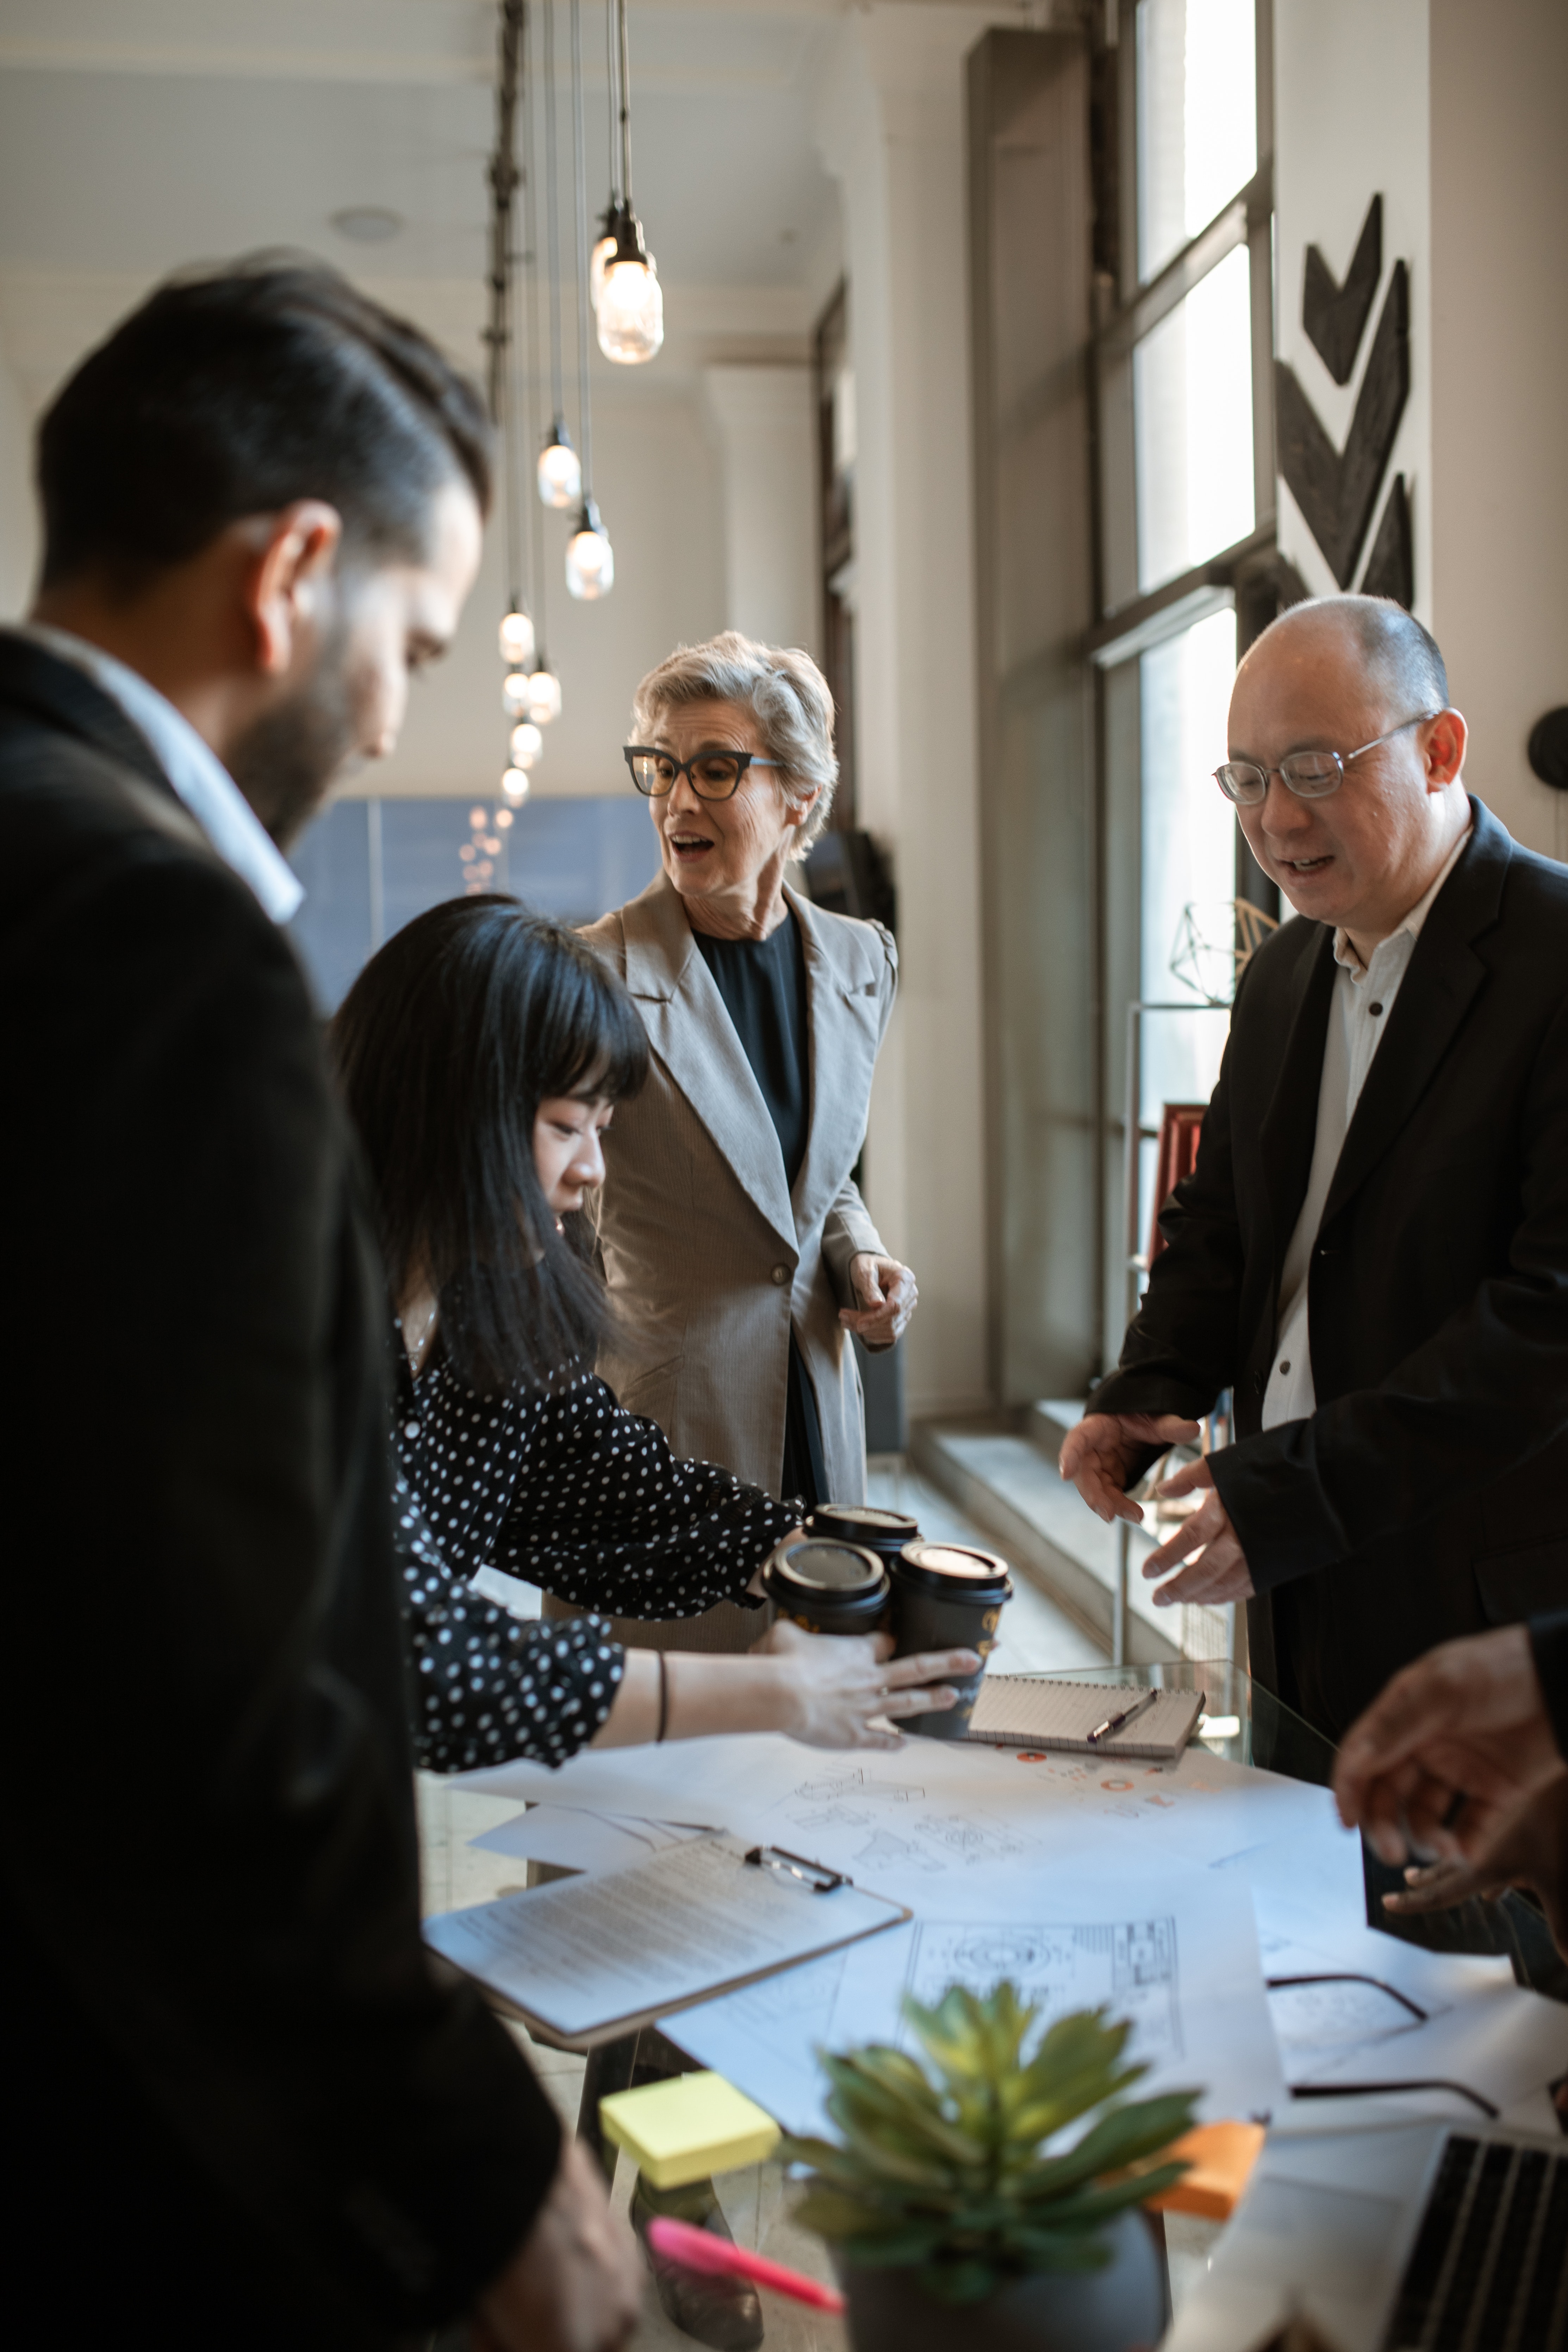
[1275, 259, 1409, 590]
[1303, 195, 1382, 386]
[1359, 473, 1413, 608]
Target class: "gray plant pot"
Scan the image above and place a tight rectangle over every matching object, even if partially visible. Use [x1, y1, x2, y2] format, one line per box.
[838, 2212, 1166, 2352]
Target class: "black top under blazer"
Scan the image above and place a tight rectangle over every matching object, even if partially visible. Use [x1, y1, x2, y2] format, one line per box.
[0, 637, 558, 2346]
[1095, 798, 1568, 1740]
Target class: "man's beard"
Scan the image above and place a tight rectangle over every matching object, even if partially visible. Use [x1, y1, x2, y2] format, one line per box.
[228, 614, 360, 851]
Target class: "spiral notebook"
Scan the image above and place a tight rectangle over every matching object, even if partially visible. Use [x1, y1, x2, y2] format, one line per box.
[962, 1676, 1206, 1761]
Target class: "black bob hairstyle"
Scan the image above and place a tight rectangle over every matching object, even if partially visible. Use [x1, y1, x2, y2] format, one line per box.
[330, 897, 648, 1395]
[37, 253, 491, 593]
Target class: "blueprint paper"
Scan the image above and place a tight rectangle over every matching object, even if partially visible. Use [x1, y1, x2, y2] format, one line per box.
[453, 1729, 1338, 1879]
[468, 1804, 705, 1874]
[670, 1861, 1286, 2133]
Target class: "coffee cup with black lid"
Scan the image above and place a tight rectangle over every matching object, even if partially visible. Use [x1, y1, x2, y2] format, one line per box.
[762, 1536, 890, 1637]
[889, 1541, 1012, 1738]
[806, 1502, 920, 1566]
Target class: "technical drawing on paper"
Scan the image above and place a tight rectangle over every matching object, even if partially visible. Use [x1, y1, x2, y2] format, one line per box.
[774, 1767, 1038, 1877]
[1255, 1924, 1449, 2078]
[900, 1916, 1183, 2060]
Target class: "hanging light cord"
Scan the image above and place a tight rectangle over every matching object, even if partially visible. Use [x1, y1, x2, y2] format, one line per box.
[543, 0, 566, 426]
[616, 0, 634, 209]
[486, 1, 526, 613]
[522, 0, 546, 646]
[570, 0, 594, 496]
[605, 0, 620, 208]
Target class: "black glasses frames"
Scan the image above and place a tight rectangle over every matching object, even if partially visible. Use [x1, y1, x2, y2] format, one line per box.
[623, 745, 783, 801]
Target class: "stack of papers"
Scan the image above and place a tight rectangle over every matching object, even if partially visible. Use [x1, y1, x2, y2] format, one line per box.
[444, 1725, 1568, 2133]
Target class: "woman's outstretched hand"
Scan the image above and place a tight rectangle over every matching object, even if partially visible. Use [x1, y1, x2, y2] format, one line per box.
[758, 1620, 980, 1751]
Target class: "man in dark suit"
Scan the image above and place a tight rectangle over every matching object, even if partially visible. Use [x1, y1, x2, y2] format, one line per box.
[1062, 595, 1568, 1742]
[0, 263, 639, 2348]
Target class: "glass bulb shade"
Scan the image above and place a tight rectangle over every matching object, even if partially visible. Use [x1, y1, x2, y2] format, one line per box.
[526, 667, 562, 725]
[590, 231, 617, 313]
[501, 766, 531, 801]
[498, 609, 536, 667]
[502, 669, 532, 716]
[537, 436, 581, 509]
[565, 525, 614, 601]
[509, 722, 543, 766]
[597, 258, 664, 364]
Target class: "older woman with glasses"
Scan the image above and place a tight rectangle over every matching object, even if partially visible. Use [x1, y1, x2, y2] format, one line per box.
[553, 631, 917, 1656]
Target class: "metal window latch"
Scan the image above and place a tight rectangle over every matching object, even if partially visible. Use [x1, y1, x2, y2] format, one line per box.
[743, 1844, 849, 1893]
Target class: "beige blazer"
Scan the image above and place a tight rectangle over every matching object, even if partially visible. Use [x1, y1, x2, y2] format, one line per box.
[559, 871, 896, 1653]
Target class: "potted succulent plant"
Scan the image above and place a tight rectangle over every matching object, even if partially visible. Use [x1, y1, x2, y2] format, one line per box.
[780, 1985, 1197, 2352]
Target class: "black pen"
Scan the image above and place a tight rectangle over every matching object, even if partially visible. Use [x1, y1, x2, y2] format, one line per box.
[1087, 1689, 1157, 1746]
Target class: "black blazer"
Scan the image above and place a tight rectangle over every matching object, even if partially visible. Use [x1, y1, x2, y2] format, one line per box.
[0, 637, 559, 2345]
[1095, 799, 1568, 1739]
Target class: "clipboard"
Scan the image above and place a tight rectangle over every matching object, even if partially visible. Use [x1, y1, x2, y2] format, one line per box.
[423, 1832, 911, 2050]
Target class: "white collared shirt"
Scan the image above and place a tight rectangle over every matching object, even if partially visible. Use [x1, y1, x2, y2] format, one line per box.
[1262, 822, 1474, 1430]
[10, 622, 303, 924]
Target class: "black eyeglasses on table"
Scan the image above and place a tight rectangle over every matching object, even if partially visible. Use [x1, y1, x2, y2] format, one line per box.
[624, 746, 782, 801]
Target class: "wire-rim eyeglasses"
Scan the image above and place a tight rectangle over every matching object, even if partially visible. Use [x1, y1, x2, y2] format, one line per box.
[1214, 710, 1444, 807]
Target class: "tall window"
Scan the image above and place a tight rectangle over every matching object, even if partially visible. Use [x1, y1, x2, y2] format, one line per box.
[1092, 0, 1274, 1350]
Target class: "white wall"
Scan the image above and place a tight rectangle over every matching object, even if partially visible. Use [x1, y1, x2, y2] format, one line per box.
[1273, 0, 1432, 619]
[814, 6, 991, 1420]
[1429, 0, 1568, 861]
[0, 328, 35, 617]
[1274, 0, 1568, 859]
[701, 363, 816, 654]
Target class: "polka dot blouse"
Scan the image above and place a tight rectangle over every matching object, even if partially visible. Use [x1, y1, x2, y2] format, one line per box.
[391, 1342, 796, 1774]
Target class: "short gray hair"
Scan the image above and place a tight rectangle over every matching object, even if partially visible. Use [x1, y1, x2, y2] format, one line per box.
[630, 631, 838, 858]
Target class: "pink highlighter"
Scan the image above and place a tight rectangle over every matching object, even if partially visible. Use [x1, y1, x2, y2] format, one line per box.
[645, 2217, 846, 2315]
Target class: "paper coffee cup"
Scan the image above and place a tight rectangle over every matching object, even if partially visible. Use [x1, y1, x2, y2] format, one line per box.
[889, 1541, 1013, 1739]
[762, 1537, 890, 1636]
[806, 1503, 921, 1567]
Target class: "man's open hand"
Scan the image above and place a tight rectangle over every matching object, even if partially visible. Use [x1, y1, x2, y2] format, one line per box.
[1138, 1453, 1255, 1607]
[1057, 1410, 1201, 1525]
[1333, 1624, 1564, 1867]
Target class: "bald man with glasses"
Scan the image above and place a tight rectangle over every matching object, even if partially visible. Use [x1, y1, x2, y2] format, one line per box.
[1063, 593, 1568, 1744]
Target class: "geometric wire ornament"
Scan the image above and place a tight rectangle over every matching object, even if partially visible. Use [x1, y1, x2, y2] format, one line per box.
[1170, 896, 1280, 1007]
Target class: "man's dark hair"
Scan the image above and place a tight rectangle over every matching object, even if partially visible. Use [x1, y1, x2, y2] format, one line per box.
[329, 898, 648, 1396]
[38, 255, 491, 592]
[1262, 593, 1450, 717]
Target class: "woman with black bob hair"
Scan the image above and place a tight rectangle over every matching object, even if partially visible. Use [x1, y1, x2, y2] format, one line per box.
[330, 896, 974, 1772]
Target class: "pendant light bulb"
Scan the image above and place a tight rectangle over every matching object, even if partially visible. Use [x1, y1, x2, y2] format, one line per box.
[590, 226, 617, 314]
[595, 204, 663, 365]
[502, 766, 531, 802]
[509, 721, 544, 767]
[537, 422, 581, 510]
[565, 498, 614, 601]
[502, 670, 532, 716]
[498, 609, 536, 668]
[526, 666, 563, 726]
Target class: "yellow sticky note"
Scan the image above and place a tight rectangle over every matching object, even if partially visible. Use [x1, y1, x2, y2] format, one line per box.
[599, 2071, 781, 2189]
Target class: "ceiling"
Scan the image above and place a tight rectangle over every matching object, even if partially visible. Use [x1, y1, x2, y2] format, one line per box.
[0, 2, 844, 308]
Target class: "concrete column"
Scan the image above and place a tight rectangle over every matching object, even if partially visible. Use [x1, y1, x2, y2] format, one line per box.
[701, 364, 816, 654]
[814, 7, 990, 1420]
